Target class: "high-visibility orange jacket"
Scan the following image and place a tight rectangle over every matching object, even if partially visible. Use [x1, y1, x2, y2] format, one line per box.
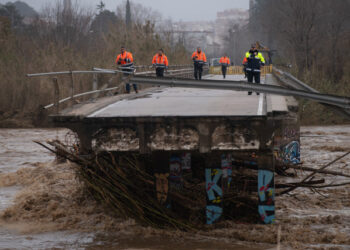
[219, 56, 230, 66]
[152, 54, 169, 67]
[192, 51, 207, 63]
[116, 51, 133, 66]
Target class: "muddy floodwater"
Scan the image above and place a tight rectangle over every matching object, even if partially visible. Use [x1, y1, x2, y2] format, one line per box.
[0, 126, 350, 249]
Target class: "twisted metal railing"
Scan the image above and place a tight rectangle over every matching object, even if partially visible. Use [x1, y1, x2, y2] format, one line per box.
[27, 64, 202, 113]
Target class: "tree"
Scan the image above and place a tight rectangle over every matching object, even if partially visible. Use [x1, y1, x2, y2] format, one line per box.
[125, 0, 131, 28]
[90, 10, 119, 34]
[97, 1, 105, 13]
[0, 3, 23, 28]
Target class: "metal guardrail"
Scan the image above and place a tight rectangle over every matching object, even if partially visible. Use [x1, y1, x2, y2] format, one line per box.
[27, 65, 195, 112]
[130, 76, 350, 109]
[272, 67, 350, 119]
[43, 86, 119, 109]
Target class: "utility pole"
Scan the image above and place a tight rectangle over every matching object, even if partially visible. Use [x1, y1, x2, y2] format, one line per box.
[125, 0, 131, 28]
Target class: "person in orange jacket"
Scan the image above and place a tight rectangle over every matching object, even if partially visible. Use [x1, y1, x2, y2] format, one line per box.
[192, 47, 207, 80]
[219, 54, 230, 79]
[116, 46, 137, 93]
[152, 49, 169, 77]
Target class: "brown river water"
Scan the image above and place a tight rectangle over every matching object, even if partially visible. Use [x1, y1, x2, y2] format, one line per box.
[0, 126, 350, 249]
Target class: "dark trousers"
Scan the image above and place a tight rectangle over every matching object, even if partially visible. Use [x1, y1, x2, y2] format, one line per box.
[126, 83, 137, 93]
[156, 67, 165, 77]
[247, 71, 260, 83]
[194, 63, 203, 80]
[121, 68, 137, 93]
[221, 66, 227, 78]
[247, 71, 260, 95]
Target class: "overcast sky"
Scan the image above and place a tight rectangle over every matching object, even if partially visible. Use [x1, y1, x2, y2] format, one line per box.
[0, 0, 249, 21]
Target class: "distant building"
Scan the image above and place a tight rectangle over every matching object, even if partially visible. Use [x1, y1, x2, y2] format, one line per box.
[172, 9, 248, 58]
[249, 0, 257, 18]
[214, 9, 249, 49]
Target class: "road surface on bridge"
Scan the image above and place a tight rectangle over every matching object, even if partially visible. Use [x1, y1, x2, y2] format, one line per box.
[87, 74, 289, 119]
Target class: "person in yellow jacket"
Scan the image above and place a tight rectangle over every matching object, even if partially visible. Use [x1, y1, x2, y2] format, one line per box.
[242, 44, 265, 95]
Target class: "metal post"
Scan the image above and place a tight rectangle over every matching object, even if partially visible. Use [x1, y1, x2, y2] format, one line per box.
[52, 78, 59, 114]
[70, 71, 74, 104]
[93, 73, 98, 91]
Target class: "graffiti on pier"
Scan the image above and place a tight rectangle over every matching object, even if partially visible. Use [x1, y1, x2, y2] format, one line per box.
[169, 155, 183, 190]
[283, 127, 298, 139]
[258, 170, 275, 224]
[221, 153, 232, 190]
[206, 205, 223, 225]
[205, 168, 223, 224]
[274, 126, 300, 166]
[181, 152, 191, 171]
[275, 140, 300, 165]
[282, 141, 300, 164]
[154, 173, 169, 205]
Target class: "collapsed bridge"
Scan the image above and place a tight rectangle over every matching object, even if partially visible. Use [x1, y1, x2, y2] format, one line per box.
[28, 65, 350, 226]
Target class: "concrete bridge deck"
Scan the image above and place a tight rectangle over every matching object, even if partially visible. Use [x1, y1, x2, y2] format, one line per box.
[52, 74, 297, 155]
[57, 74, 289, 119]
[51, 73, 300, 225]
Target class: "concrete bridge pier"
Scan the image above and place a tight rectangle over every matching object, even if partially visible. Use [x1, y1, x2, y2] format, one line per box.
[257, 152, 275, 224]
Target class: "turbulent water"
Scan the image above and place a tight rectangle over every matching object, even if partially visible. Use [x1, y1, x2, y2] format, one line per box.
[0, 126, 349, 249]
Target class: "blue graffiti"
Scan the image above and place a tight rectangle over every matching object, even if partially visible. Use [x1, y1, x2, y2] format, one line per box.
[169, 156, 183, 190]
[206, 205, 223, 225]
[205, 169, 223, 200]
[258, 205, 275, 224]
[282, 141, 300, 164]
[258, 170, 274, 202]
[258, 170, 275, 224]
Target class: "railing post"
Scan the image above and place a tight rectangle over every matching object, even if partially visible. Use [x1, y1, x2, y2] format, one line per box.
[70, 70, 74, 104]
[52, 77, 59, 114]
[93, 72, 98, 91]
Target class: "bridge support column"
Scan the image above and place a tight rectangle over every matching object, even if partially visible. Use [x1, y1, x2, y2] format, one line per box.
[138, 124, 151, 154]
[257, 152, 275, 224]
[197, 123, 213, 153]
[75, 126, 94, 154]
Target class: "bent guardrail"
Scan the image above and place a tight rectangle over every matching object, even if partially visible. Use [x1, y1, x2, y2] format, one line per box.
[130, 76, 350, 110]
[27, 65, 196, 113]
[272, 67, 350, 119]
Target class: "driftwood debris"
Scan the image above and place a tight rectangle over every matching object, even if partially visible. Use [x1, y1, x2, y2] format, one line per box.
[286, 165, 350, 178]
[34, 138, 350, 227]
[36, 140, 262, 227]
[279, 151, 350, 195]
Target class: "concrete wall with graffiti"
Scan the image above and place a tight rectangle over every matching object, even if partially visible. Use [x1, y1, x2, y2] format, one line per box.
[274, 124, 300, 166]
[153, 152, 275, 225]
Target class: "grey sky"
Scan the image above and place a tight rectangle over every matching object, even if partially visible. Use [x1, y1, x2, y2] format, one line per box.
[0, 0, 249, 21]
